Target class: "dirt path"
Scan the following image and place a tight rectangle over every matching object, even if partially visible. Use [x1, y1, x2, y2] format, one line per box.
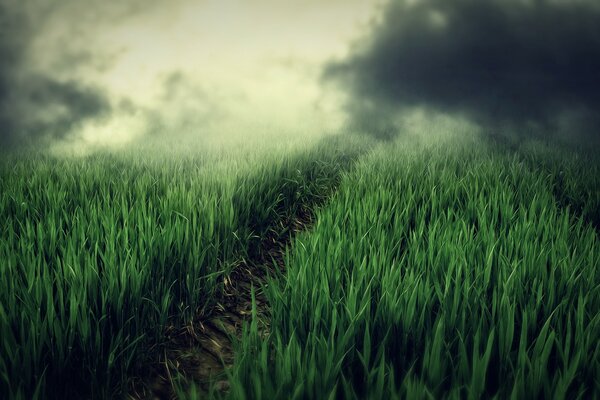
[127, 207, 315, 399]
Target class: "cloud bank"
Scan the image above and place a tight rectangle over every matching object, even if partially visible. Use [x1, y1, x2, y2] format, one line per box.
[1, 0, 377, 152]
[325, 0, 600, 141]
[0, 0, 165, 148]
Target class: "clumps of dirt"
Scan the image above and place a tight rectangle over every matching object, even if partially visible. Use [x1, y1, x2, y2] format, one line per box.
[127, 208, 314, 400]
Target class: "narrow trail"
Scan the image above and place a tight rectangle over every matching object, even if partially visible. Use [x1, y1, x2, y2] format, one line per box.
[124, 136, 371, 399]
[127, 204, 317, 399]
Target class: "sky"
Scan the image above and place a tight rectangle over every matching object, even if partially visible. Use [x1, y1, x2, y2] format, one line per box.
[326, 0, 600, 143]
[0, 0, 381, 150]
[1, 0, 600, 150]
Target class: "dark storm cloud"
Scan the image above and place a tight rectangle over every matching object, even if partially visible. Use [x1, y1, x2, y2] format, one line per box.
[4, 76, 111, 141]
[325, 0, 600, 140]
[0, 0, 114, 148]
[0, 0, 174, 148]
[0, 1, 31, 145]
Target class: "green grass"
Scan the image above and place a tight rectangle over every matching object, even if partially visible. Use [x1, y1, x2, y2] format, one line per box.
[2, 130, 599, 399]
[0, 134, 368, 399]
[223, 132, 600, 399]
[516, 140, 600, 231]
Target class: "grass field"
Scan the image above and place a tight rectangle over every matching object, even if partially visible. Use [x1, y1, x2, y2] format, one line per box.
[1, 131, 599, 399]
[223, 132, 600, 399]
[0, 134, 367, 399]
